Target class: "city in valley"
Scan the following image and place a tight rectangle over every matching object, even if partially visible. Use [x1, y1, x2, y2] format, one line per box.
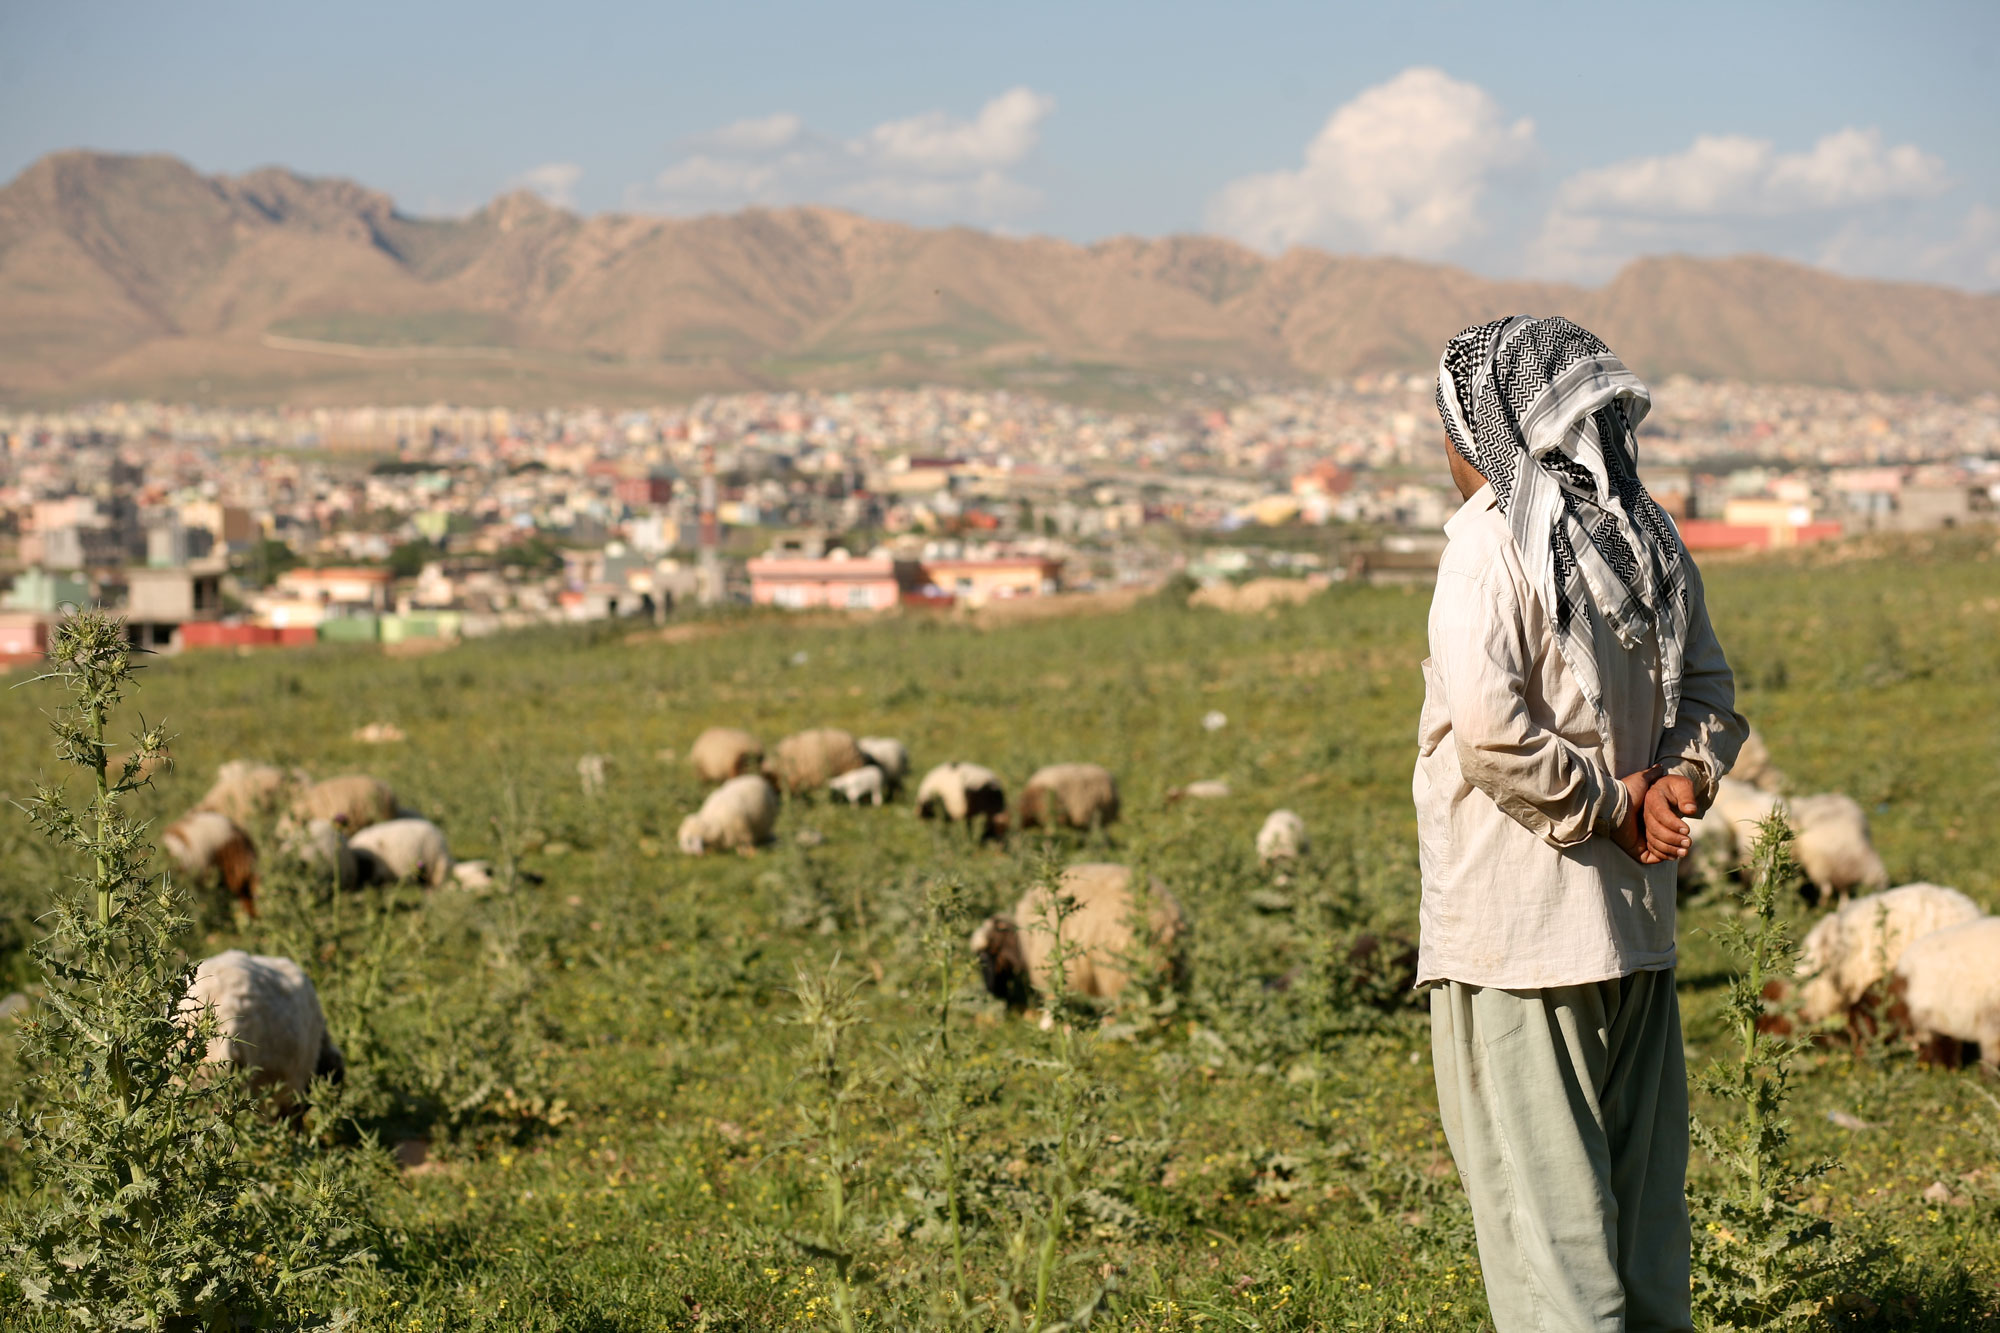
[2, 376, 1993, 659]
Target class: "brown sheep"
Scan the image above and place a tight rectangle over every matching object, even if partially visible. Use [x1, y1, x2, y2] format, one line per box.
[970, 863, 1186, 1009]
[1017, 763, 1120, 833]
[291, 774, 398, 833]
[690, 727, 765, 784]
[765, 728, 867, 796]
[163, 810, 260, 917]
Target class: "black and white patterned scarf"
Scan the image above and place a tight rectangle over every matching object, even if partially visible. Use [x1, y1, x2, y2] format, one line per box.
[1435, 315, 1691, 725]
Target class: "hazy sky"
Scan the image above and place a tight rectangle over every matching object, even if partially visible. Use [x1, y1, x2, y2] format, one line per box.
[4, 1, 1995, 287]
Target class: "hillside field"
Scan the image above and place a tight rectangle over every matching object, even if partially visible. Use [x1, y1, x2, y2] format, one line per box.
[2, 533, 1999, 1331]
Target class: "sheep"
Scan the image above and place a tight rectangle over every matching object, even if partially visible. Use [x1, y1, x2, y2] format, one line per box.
[829, 765, 887, 806]
[1256, 810, 1309, 864]
[291, 774, 399, 833]
[1784, 884, 1984, 1039]
[1733, 726, 1786, 792]
[857, 736, 910, 792]
[1166, 779, 1231, 803]
[197, 760, 307, 825]
[162, 810, 259, 916]
[182, 949, 344, 1107]
[1674, 811, 1738, 896]
[1890, 917, 2000, 1070]
[348, 817, 455, 888]
[690, 727, 764, 784]
[915, 762, 1008, 840]
[283, 817, 361, 892]
[970, 863, 1187, 1010]
[1018, 763, 1120, 833]
[1790, 793, 1889, 908]
[678, 775, 780, 855]
[766, 728, 868, 796]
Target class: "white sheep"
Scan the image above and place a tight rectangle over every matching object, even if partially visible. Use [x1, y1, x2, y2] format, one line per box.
[1891, 917, 2000, 1070]
[829, 765, 888, 806]
[690, 727, 764, 784]
[197, 760, 308, 826]
[348, 817, 455, 888]
[1018, 763, 1121, 832]
[857, 737, 910, 791]
[284, 817, 360, 892]
[1791, 883, 1983, 1028]
[678, 775, 780, 855]
[182, 950, 344, 1107]
[1166, 779, 1231, 802]
[1789, 793, 1889, 908]
[291, 773, 399, 833]
[162, 810, 260, 916]
[1256, 810, 1309, 864]
[1732, 726, 1786, 792]
[969, 863, 1187, 1009]
[915, 762, 1007, 840]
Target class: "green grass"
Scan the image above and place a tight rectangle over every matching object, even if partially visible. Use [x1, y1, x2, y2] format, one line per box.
[2, 534, 1998, 1330]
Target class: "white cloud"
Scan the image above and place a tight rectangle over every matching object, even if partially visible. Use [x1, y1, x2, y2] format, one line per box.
[631, 88, 1055, 224]
[1205, 67, 1537, 258]
[508, 162, 583, 209]
[1530, 128, 1961, 281]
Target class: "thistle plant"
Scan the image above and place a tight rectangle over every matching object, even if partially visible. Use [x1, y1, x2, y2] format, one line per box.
[1689, 811, 1850, 1330]
[790, 954, 871, 1333]
[1, 611, 372, 1328]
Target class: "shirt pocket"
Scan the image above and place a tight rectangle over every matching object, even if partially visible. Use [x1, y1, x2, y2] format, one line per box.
[1417, 656, 1451, 757]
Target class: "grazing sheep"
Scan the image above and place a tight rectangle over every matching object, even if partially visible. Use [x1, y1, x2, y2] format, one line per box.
[857, 737, 910, 791]
[351, 722, 406, 744]
[1256, 810, 1309, 864]
[970, 863, 1186, 1009]
[1018, 763, 1120, 833]
[915, 762, 1008, 840]
[577, 753, 610, 798]
[182, 950, 344, 1106]
[348, 817, 455, 888]
[1166, 779, 1231, 803]
[766, 728, 868, 796]
[162, 810, 259, 916]
[1890, 918, 2000, 1070]
[1788, 884, 1983, 1033]
[1790, 793, 1889, 908]
[1674, 811, 1738, 895]
[690, 727, 764, 784]
[1733, 727, 1786, 793]
[1707, 777, 1784, 859]
[292, 774, 399, 833]
[283, 818, 361, 892]
[678, 775, 780, 855]
[829, 765, 888, 806]
[197, 760, 307, 825]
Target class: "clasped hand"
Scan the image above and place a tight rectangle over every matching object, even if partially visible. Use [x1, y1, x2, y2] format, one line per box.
[1610, 765, 1698, 866]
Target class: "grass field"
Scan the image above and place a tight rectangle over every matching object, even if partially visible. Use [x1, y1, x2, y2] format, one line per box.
[2, 532, 1998, 1331]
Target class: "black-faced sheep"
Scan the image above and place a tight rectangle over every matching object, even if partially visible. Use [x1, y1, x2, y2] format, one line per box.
[198, 759, 307, 825]
[182, 949, 344, 1108]
[970, 863, 1186, 1009]
[1890, 917, 2000, 1070]
[1781, 884, 1983, 1040]
[1256, 810, 1308, 864]
[679, 774, 780, 854]
[162, 810, 259, 916]
[1018, 763, 1121, 833]
[348, 817, 455, 888]
[766, 728, 868, 796]
[829, 765, 887, 806]
[915, 762, 1008, 840]
[857, 736, 910, 792]
[291, 774, 399, 833]
[690, 727, 764, 784]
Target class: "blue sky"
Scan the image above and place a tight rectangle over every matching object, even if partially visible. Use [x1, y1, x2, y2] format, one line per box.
[3, 1, 1995, 286]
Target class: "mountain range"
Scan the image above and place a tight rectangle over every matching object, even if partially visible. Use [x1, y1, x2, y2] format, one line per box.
[3, 150, 1997, 406]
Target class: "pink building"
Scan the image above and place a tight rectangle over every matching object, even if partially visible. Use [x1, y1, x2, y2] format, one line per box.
[746, 552, 919, 611]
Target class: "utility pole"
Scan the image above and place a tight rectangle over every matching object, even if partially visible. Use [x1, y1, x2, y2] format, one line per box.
[698, 443, 720, 606]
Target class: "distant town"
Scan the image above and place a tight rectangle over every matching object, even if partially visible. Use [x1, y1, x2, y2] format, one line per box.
[1, 377, 1994, 662]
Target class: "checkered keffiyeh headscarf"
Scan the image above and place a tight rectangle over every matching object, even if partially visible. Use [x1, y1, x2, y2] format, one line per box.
[1435, 315, 1691, 725]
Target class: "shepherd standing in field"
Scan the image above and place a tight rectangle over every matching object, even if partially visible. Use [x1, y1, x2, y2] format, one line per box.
[1414, 316, 1748, 1333]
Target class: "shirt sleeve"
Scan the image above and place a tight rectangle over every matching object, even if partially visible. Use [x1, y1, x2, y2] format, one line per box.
[1432, 567, 1629, 849]
[1652, 558, 1749, 816]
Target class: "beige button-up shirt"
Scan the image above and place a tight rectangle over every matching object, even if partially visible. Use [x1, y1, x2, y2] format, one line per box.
[1413, 485, 1747, 989]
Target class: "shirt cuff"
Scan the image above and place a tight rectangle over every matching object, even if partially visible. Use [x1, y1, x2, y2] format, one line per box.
[1659, 755, 1716, 812]
[1595, 760, 1632, 838]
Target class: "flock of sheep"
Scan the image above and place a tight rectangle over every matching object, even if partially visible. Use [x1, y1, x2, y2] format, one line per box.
[155, 715, 1994, 1113]
[1690, 729, 1999, 1070]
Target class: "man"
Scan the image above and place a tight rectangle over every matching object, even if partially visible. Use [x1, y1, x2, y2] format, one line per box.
[1414, 316, 1747, 1333]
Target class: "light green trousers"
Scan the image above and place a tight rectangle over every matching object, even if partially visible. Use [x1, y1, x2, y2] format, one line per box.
[1430, 968, 1691, 1333]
